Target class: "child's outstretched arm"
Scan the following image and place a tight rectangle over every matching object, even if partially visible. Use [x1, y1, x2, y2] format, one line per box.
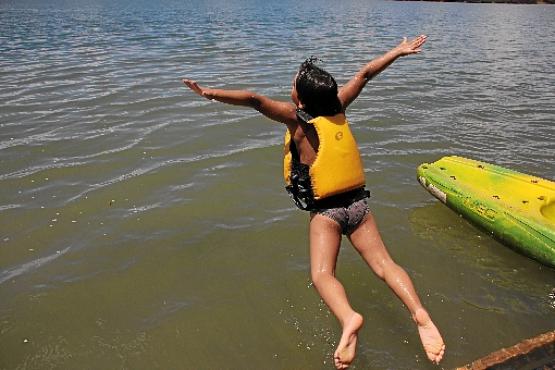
[338, 35, 427, 110]
[183, 79, 297, 125]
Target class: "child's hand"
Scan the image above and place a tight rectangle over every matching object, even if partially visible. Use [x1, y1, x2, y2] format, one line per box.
[182, 79, 211, 99]
[395, 35, 427, 56]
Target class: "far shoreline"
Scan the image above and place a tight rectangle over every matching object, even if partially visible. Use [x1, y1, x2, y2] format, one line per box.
[393, 0, 554, 3]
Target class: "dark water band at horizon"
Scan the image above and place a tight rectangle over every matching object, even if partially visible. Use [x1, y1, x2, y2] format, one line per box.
[394, 0, 555, 3]
[1, 0, 555, 369]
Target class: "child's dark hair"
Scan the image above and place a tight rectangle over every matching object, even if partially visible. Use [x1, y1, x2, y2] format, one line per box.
[295, 58, 342, 117]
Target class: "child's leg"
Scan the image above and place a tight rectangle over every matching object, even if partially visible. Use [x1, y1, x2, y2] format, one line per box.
[347, 211, 445, 364]
[309, 214, 364, 370]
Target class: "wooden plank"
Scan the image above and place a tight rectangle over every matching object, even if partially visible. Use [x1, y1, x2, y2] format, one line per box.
[456, 330, 555, 370]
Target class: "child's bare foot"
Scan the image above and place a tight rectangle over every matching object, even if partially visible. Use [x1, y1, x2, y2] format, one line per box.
[413, 308, 445, 364]
[334, 312, 364, 369]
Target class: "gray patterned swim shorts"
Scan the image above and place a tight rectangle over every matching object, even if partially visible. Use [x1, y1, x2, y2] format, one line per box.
[315, 198, 370, 235]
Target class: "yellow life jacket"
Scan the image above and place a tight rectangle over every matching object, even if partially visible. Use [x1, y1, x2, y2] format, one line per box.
[284, 113, 366, 201]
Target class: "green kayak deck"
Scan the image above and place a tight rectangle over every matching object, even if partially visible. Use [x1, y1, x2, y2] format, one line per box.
[417, 156, 555, 268]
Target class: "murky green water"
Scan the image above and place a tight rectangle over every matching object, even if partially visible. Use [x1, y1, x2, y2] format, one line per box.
[1, 0, 554, 369]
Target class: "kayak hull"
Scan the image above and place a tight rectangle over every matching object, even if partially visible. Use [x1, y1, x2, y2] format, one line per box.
[417, 156, 555, 268]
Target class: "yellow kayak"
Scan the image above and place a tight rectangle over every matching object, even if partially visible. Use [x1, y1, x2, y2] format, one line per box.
[417, 156, 555, 268]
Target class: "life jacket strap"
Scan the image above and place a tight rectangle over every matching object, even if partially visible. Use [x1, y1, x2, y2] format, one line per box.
[286, 161, 314, 211]
[312, 187, 370, 210]
[287, 186, 370, 212]
[296, 108, 313, 124]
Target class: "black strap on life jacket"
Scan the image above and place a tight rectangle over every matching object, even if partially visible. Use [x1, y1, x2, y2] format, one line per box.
[286, 161, 314, 211]
[296, 108, 313, 124]
[285, 109, 316, 210]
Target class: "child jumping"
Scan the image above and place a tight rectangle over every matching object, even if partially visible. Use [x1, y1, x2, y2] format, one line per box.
[183, 34, 445, 369]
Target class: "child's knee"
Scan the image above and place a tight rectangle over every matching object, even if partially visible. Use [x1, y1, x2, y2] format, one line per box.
[310, 269, 333, 287]
[370, 258, 395, 280]
[310, 270, 323, 285]
[371, 263, 386, 280]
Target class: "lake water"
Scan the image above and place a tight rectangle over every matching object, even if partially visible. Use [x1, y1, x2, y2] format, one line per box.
[1, 0, 554, 369]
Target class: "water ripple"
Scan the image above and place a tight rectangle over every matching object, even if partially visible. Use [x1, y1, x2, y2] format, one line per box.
[0, 247, 71, 285]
